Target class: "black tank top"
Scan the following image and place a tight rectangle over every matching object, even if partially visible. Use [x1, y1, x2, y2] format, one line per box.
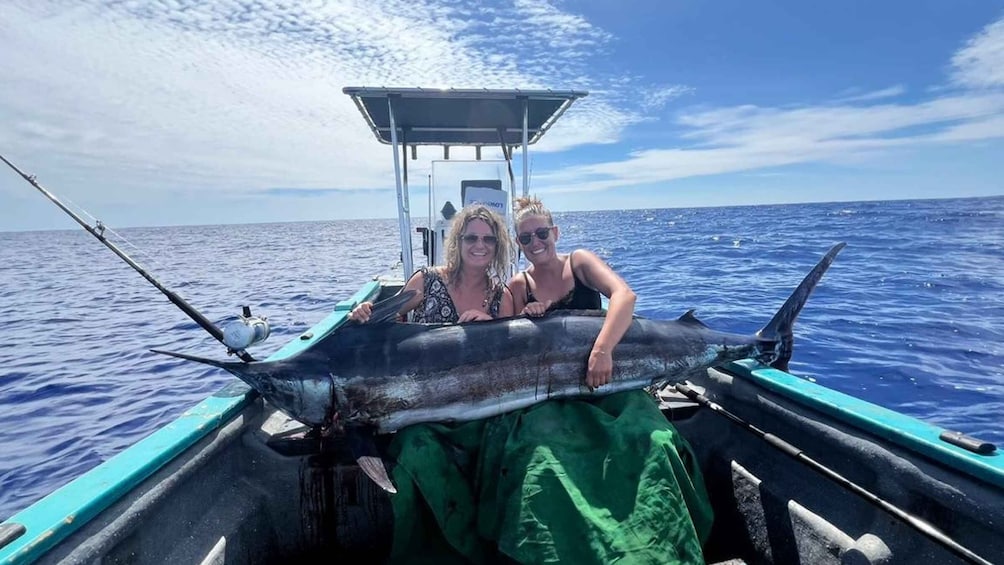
[523, 250, 602, 311]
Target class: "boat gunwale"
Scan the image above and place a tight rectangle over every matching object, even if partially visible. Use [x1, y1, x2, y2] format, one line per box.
[726, 359, 1004, 490]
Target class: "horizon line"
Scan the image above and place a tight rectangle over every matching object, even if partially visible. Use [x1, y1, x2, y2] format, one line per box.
[3, 192, 1002, 234]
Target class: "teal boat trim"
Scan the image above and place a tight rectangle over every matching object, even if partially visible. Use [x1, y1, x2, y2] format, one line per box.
[270, 280, 383, 358]
[0, 283, 383, 564]
[728, 359, 1004, 490]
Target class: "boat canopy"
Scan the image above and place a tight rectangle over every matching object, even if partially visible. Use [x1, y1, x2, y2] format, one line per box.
[342, 86, 587, 277]
[342, 87, 588, 146]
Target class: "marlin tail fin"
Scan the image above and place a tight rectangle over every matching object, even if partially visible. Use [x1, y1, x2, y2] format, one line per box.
[757, 242, 845, 371]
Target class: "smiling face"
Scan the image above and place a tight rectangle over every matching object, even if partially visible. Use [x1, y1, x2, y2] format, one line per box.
[516, 215, 558, 265]
[442, 205, 513, 286]
[460, 218, 497, 270]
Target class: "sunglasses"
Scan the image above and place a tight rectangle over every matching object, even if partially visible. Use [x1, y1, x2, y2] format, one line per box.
[461, 234, 498, 245]
[517, 227, 553, 246]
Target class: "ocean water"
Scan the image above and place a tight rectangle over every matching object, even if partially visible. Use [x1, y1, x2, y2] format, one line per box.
[1, 196, 1002, 521]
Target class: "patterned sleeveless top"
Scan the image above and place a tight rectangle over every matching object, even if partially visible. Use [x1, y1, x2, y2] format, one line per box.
[414, 267, 505, 323]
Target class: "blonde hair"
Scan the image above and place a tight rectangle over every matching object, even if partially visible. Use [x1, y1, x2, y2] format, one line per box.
[513, 195, 553, 229]
[442, 205, 514, 287]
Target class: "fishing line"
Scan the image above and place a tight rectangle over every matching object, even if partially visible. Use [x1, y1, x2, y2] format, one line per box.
[675, 382, 993, 565]
[0, 153, 256, 362]
[19, 171, 193, 300]
[54, 194, 195, 295]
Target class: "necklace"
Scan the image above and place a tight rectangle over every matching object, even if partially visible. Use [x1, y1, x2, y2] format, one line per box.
[481, 275, 493, 309]
[449, 274, 493, 311]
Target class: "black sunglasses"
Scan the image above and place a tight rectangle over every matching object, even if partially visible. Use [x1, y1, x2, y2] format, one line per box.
[517, 227, 552, 246]
[461, 234, 498, 245]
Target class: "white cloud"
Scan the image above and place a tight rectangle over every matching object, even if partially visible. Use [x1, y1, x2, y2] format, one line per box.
[511, 0, 613, 55]
[833, 85, 906, 103]
[951, 17, 1004, 89]
[0, 0, 642, 209]
[640, 85, 695, 111]
[2, 3, 1003, 225]
[533, 89, 1004, 194]
[530, 16, 1004, 196]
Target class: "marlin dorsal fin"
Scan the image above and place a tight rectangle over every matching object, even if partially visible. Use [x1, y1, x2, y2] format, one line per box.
[677, 309, 708, 327]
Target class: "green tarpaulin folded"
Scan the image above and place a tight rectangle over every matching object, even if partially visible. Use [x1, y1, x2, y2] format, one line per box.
[387, 390, 713, 564]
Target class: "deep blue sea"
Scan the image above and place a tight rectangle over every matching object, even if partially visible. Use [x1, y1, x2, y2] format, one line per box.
[1, 196, 1003, 521]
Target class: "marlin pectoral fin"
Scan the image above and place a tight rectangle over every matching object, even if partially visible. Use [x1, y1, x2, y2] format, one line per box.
[346, 427, 397, 494]
[357, 455, 396, 494]
[366, 290, 417, 324]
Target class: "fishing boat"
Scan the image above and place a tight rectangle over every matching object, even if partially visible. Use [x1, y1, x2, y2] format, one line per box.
[1, 87, 1002, 565]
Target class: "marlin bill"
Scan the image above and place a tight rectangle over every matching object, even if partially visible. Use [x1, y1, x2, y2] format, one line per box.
[156, 243, 846, 432]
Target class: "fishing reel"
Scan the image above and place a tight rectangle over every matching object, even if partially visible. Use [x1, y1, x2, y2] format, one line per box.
[222, 306, 270, 355]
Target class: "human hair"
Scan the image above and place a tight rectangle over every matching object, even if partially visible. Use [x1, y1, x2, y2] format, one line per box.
[513, 195, 554, 229]
[442, 205, 514, 287]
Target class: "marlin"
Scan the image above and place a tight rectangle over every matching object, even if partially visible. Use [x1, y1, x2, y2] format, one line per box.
[156, 243, 845, 434]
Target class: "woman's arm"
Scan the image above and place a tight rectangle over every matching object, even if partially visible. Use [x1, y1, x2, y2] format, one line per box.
[573, 250, 637, 388]
[348, 271, 426, 323]
[507, 272, 550, 316]
[498, 285, 515, 318]
[507, 272, 529, 314]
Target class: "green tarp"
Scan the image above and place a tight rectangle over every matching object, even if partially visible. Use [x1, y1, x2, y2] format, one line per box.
[388, 390, 713, 564]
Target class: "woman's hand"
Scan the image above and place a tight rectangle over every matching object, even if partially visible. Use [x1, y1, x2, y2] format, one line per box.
[521, 300, 552, 317]
[458, 309, 493, 323]
[348, 301, 374, 323]
[586, 347, 613, 388]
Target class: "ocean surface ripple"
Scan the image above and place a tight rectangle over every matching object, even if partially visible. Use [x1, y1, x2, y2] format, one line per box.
[1, 196, 1002, 520]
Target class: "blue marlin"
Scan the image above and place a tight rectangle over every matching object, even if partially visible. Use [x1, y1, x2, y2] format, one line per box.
[156, 243, 845, 434]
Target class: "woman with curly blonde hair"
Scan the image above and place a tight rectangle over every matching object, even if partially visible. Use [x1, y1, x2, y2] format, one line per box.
[349, 204, 514, 323]
[440, 205, 514, 293]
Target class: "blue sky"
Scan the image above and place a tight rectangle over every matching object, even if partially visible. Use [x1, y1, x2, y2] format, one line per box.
[1, 0, 1003, 230]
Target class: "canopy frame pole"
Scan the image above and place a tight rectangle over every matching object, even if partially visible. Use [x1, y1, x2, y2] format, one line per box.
[521, 97, 530, 197]
[402, 128, 412, 266]
[387, 96, 414, 276]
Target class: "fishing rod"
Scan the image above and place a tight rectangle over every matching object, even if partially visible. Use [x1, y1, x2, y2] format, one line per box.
[0, 153, 263, 363]
[674, 383, 992, 565]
